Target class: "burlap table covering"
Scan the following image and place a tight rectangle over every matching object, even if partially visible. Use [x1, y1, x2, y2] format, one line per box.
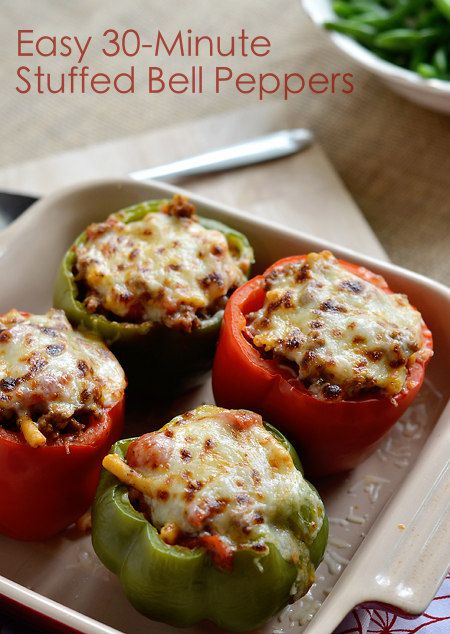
[1, 0, 449, 284]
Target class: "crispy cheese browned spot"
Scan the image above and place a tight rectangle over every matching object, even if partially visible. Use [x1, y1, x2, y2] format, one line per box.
[74, 196, 250, 332]
[103, 405, 324, 573]
[247, 251, 431, 400]
[0, 309, 125, 445]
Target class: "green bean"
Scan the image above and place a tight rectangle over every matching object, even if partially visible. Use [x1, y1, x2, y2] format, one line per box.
[417, 62, 441, 76]
[324, 20, 377, 45]
[332, 1, 388, 18]
[333, 2, 354, 18]
[409, 44, 428, 68]
[357, 10, 393, 24]
[433, 0, 450, 21]
[327, 0, 450, 81]
[416, 8, 444, 27]
[374, 26, 450, 49]
[433, 45, 448, 73]
[359, 0, 429, 29]
[332, 2, 358, 19]
[350, 1, 388, 13]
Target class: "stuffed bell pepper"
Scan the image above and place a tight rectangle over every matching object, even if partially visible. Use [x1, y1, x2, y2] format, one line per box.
[54, 195, 253, 392]
[0, 308, 126, 540]
[213, 251, 433, 477]
[92, 405, 328, 632]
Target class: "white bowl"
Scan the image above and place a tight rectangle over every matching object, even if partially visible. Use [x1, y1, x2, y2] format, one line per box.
[302, 0, 450, 114]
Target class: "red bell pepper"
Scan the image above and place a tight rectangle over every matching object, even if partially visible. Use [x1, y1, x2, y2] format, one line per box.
[212, 256, 433, 477]
[0, 397, 125, 541]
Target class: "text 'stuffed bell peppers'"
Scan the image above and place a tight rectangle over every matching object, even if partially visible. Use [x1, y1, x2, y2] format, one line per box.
[0, 398, 124, 541]
[92, 413, 328, 632]
[53, 199, 254, 393]
[212, 255, 433, 477]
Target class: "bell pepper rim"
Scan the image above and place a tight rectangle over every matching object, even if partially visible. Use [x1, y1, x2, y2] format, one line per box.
[56, 199, 254, 342]
[226, 255, 433, 407]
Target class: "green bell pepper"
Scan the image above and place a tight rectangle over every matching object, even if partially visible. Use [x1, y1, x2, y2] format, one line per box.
[53, 199, 254, 394]
[91, 409, 328, 632]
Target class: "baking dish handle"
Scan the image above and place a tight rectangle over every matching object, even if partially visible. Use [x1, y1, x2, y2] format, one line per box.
[305, 399, 450, 633]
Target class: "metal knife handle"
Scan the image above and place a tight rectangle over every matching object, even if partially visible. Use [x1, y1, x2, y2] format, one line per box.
[129, 128, 313, 182]
[0, 128, 314, 228]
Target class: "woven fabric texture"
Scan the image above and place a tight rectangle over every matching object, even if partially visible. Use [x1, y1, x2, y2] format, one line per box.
[1, 0, 449, 283]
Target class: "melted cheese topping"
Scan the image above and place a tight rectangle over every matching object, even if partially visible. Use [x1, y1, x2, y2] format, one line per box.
[121, 405, 324, 569]
[0, 309, 125, 434]
[248, 251, 428, 400]
[74, 197, 250, 332]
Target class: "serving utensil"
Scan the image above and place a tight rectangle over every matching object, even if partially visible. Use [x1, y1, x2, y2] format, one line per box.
[0, 128, 313, 226]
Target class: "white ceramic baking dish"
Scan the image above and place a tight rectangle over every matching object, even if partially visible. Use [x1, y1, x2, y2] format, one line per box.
[0, 178, 448, 634]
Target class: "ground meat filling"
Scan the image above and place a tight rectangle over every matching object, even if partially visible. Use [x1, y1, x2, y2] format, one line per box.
[73, 195, 250, 332]
[102, 405, 324, 575]
[0, 309, 125, 447]
[246, 251, 429, 401]
[0, 408, 90, 445]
